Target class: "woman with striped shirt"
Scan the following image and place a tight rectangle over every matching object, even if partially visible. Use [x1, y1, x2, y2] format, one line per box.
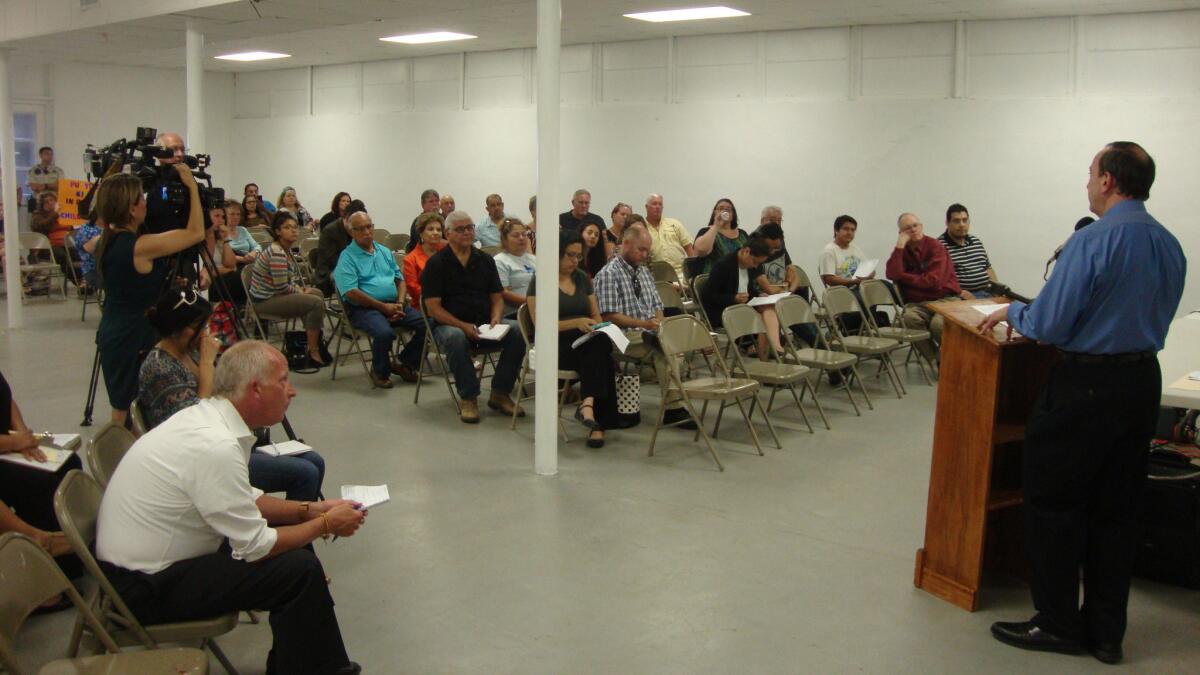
[248, 211, 328, 365]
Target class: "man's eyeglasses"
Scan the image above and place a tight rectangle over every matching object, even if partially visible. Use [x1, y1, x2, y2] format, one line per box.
[452, 224, 476, 233]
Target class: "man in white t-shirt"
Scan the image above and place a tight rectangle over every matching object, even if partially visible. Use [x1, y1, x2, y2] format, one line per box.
[818, 214, 873, 287]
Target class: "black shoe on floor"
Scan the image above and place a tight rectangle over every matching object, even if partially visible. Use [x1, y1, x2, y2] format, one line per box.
[1088, 641, 1123, 665]
[990, 620, 1084, 656]
[333, 662, 362, 675]
[662, 407, 698, 431]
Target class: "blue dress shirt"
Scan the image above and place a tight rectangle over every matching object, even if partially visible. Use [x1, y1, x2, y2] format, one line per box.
[1008, 200, 1186, 354]
[475, 215, 506, 248]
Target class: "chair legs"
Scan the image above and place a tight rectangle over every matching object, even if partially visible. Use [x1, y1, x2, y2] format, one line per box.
[205, 637, 240, 675]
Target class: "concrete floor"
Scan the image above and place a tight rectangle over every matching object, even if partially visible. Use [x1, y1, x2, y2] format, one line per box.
[4, 297, 1198, 673]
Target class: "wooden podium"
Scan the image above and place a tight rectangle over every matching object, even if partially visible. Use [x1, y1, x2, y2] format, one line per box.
[913, 299, 1057, 611]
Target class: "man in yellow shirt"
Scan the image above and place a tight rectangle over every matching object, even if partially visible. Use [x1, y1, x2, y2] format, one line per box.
[644, 193, 694, 281]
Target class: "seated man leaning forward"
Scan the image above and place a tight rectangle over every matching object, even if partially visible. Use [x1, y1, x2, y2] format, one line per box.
[594, 224, 696, 431]
[885, 212, 964, 366]
[96, 341, 366, 675]
[333, 211, 426, 389]
[419, 210, 526, 423]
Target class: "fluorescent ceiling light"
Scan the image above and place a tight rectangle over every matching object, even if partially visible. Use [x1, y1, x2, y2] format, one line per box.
[380, 31, 477, 45]
[214, 51, 290, 62]
[624, 6, 750, 23]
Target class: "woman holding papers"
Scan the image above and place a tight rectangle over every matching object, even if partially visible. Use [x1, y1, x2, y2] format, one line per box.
[701, 235, 786, 356]
[528, 231, 618, 448]
[0, 369, 83, 593]
[137, 292, 326, 501]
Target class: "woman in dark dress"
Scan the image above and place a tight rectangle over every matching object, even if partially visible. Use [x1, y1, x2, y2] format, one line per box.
[94, 168, 205, 427]
[692, 197, 749, 274]
[700, 234, 785, 356]
[528, 230, 618, 447]
[0, 369, 83, 591]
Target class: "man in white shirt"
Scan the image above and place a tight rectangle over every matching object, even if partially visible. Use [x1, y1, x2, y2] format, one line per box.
[96, 341, 367, 675]
[818, 215, 873, 288]
[644, 193, 695, 282]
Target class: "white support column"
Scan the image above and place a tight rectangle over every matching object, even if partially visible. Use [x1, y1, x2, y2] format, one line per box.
[185, 19, 205, 152]
[534, 0, 561, 476]
[0, 49, 23, 330]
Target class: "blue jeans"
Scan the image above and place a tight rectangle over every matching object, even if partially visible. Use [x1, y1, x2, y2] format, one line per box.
[248, 449, 326, 502]
[346, 304, 427, 378]
[432, 319, 524, 400]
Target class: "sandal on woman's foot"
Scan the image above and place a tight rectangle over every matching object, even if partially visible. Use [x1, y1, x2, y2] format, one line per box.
[586, 430, 606, 448]
[574, 403, 598, 429]
[308, 350, 327, 366]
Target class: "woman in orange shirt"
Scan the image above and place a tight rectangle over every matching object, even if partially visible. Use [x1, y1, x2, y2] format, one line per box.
[403, 211, 446, 310]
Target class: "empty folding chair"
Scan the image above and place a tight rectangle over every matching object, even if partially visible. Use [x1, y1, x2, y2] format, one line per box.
[859, 279, 935, 384]
[821, 286, 906, 398]
[775, 294, 870, 420]
[721, 304, 822, 433]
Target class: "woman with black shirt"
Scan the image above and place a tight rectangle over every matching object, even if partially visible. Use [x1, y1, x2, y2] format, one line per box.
[528, 230, 618, 448]
[700, 235, 786, 356]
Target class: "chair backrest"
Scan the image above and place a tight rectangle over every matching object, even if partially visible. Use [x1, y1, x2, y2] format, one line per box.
[371, 228, 392, 245]
[775, 294, 816, 330]
[128, 400, 149, 436]
[821, 286, 863, 319]
[298, 237, 320, 258]
[250, 230, 271, 245]
[388, 233, 410, 252]
[859, 279, 897, 311]
[721, 304, 766, 343]
[54, 471, 156, 648]
[690, 274, 714, 328]
[658, 314, 716, 359]
[650, 260, 679, 285]
[791, 265, 812, 293]
[17, 232, 51, 252]
[0, 533, 122, 671]
[655, 281, 683, 311]
[480, 245, 502, 257]
[516, 303, 534, 349]
[86, 422, 136, 489]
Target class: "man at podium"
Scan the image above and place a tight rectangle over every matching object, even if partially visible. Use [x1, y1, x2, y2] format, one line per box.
[979, 142, 1186, 664]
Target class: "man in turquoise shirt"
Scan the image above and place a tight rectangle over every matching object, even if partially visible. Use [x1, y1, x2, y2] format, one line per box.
[333, 212, 426, 388]
[982, 142, 1186, 665]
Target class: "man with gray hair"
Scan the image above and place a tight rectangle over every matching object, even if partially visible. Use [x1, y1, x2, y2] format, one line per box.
[96, 341, 366, 675]
[559, 188, 607, 234]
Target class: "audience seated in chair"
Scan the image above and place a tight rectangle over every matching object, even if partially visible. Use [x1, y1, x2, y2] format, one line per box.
[137, 291, 327, 502]
[528, 230, 619, 448]
[403, 212, 446, 311]
[406, 188, 440, 253]
[319, 191, 352, 229]
[475, 193, 509, 248]
[100, 341, 366, 675]
[493, 219, 536, 318]
[0, 369, 83, 612]
[643, 193, 694, 284]
[204, 203, 247, 305]
[885, 212, 963, 366]
[315, 199, 365, 296]
[225, 198, 262, 266]
[420, 211, 526, 423]
[692, 198, 748, 275]
[332, 211, 426, 389]
[699, 234, 786, 357]
[593, 224, 696, 431]
[937, 203, 997, 298]
[248, 211, 328, 366]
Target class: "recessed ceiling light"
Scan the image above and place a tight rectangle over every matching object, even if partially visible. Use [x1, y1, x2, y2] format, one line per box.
[214, 51, 291, 62]
[624, 6, 750, 23]
[380, 31, 478, 45]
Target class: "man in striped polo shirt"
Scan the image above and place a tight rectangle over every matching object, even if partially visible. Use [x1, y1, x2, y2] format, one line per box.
[937, 203, 995, 298]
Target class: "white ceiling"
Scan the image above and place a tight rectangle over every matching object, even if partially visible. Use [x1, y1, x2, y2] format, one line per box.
[6, 0, 1200, 71]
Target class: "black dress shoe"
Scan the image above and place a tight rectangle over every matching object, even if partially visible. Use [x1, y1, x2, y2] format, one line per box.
[990, 620, 1084, 655]
[1089, 641, 1123, 665]
[663, 407, 698, 430]
[332, 662, 362, 675]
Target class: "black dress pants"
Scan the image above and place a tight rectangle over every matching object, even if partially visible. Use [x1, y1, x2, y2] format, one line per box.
[1022, 357, 1160, 646]
[559, 329, 618, 429]
[102, 548, 350, 675]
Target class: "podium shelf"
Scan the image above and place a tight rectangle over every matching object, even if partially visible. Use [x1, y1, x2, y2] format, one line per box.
[994, 423, 1025, 445]
[987, 489, 1023, 511]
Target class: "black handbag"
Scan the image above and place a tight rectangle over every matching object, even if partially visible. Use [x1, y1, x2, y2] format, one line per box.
[284, 331, 319, 373]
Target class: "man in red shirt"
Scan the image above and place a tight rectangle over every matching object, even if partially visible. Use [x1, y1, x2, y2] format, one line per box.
[885, 212, 966, 367]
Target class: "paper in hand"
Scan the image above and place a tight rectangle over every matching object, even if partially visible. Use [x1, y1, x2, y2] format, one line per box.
[341, 484, 390, 509]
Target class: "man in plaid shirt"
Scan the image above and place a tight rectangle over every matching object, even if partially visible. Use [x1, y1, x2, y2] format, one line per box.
[595, 225, 695, 429]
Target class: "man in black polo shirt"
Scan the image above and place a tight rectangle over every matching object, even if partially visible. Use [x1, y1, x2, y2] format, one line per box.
[559, 188, 607, 234]
[420, 211, 526, 423]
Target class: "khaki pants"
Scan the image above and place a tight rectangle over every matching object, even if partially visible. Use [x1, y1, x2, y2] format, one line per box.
[252, 288, 326, 330]
[901, 300, 949, 364]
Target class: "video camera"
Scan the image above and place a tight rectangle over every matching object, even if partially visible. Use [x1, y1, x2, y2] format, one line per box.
[83, 126, 225, 234]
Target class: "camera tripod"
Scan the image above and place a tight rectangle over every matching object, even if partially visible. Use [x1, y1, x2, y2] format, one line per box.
[80, 243, 300, 442]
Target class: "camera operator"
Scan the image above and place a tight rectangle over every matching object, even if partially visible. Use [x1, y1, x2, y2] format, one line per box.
[94, 132, 205, 428]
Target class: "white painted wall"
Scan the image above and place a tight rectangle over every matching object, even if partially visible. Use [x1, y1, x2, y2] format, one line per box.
[225, 11, 1199, 312]
[49, 62, 234, 188]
